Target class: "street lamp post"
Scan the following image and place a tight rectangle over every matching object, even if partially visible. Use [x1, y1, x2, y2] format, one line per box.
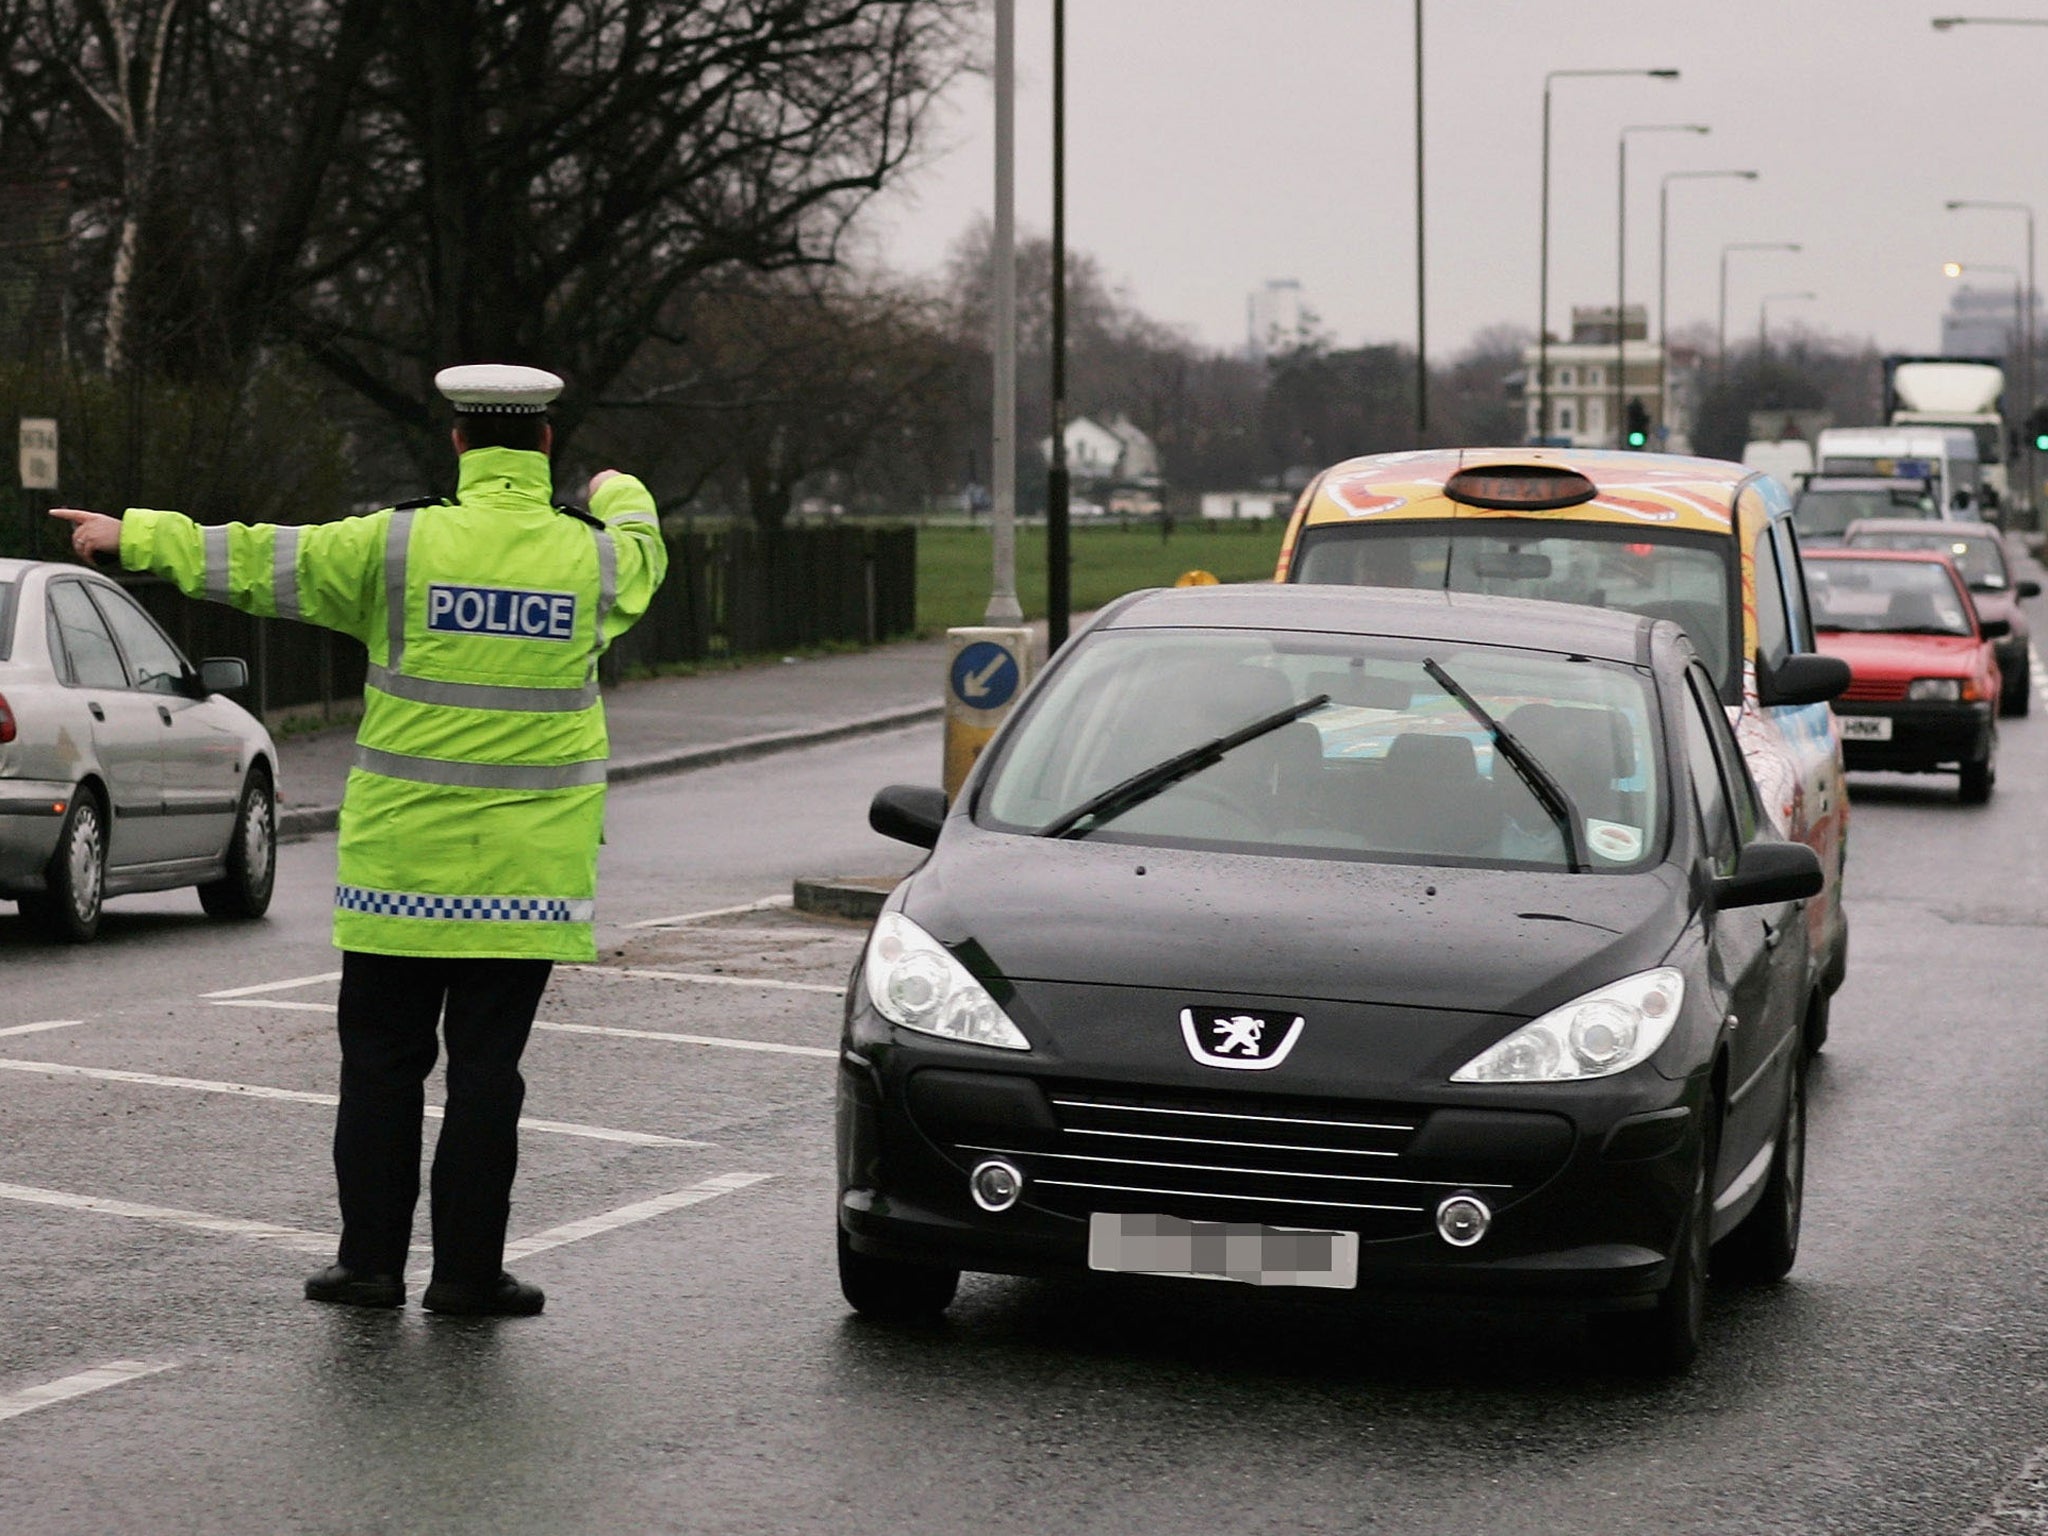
[1758, 291, 1816, 353]
[1946, 199, 2036, 520]
[1536, 67, 1678, 444]
[1660, 170, 1757, 447]
[1719, 242, 1801, 369]
[1046, 0, 1069, 650]
[1617, 123, 1709, 446]
[1932, 16, 2048, 27]
[985, 0, 1020, 625]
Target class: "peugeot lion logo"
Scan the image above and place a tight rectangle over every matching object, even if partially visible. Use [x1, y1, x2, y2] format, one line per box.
[1180, 1007, 1306, 1070]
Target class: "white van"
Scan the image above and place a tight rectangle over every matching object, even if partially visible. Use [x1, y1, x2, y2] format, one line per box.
[1813, 426, 1981, 515]
[1742, 439, 1815, 489]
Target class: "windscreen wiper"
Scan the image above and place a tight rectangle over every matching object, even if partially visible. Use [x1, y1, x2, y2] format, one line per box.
[1041, 693, 1331, 839]
[1422, 657, 1587, 873]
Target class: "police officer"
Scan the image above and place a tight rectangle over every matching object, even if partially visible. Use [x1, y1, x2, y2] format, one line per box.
[52, 364, 668, 1316]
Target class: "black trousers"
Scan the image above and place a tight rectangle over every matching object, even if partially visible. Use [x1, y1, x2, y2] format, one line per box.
[332, 950, 552, 1284]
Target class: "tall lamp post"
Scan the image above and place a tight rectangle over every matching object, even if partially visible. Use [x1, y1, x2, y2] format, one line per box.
[985, 0, 1021, 625]
[1414, 0, 1427, 438]
[1719, 242, 1801, 369]
[1932, 16, 2048, 27]
[1045, 0, 1069, 650]
[1616, 122, 1709, 446]
[1536, 67, 1679, 444]
[1758, 291, 1816, 353]
[1660, 169, 1757, 446]
[1946, 198, 2036, 521]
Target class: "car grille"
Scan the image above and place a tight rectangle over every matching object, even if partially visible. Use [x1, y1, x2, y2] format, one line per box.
[948, 1086, 1505, 1238]
[1839, 676, 1908, 703]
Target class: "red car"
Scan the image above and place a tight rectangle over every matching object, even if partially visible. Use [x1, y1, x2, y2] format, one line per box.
[1805, 548, 2007, 803]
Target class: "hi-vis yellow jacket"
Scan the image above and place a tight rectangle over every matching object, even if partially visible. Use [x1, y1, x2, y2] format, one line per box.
[119, 447, 668, 961]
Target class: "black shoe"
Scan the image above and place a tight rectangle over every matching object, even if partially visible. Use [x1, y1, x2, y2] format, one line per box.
[304, 1264, 404, 1309]
[422, 1271, 545, 1317]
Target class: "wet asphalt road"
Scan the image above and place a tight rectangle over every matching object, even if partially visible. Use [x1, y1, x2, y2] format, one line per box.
[4, 692, 2048, 1534]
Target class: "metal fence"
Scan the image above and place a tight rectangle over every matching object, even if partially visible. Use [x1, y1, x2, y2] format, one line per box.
[119, 522, 918, 721]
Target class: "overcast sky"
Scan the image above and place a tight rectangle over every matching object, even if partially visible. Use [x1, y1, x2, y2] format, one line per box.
[864, 0, 2047, 361]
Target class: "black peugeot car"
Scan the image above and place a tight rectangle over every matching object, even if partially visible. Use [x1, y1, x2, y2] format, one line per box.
[839, 585, 1835, 1372]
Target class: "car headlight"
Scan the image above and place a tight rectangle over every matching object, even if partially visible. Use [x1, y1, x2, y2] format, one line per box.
[1451, 968, 1684, 1083]
[862, 911, 1029, 1051]
[1907, 678, 1962, 702]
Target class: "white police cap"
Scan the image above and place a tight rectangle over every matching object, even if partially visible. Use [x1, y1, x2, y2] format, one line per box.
[434, 363, 564, 415]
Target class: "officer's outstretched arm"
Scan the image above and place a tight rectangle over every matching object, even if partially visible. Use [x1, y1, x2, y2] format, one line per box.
[118, 506, 388, 642]
[589, 474, 669, 640]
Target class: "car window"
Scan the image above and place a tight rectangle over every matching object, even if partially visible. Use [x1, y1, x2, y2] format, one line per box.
[1807, 558, 1974, 635]
[87, 584, 190, 694]
[1292, 522, 1738, 694]
[47, 581, 130, 689]
[1680, 671, 1736, 874]
[979, 628, 1664, 871]
[1751, 524, 1793, 672]
[1792, 486, 1938, 537]
[1844, 529, 2008, 589]
[1690, 665, 1760, 847]
[1774, 521, 1817, 651]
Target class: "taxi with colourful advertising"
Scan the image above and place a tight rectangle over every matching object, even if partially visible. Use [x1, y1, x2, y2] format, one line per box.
[1273, 451, 1850, 1051]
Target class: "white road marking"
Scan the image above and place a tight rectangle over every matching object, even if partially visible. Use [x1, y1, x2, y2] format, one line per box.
[0, 1020, 85, 1039]
[561, 963, 843, 996]
[535, 1020, 834, 1059]
[1964, 1441, 2048, 1532]
[0, 1360, 174, 1426]
[0, 1058, 707, 1148]
[407, 1171, 776, 1283]
[201, 972, 342, 999]
[203, 998, 832, 1059]
[0, 1180, 337, 1256]
[207, 999, 336, 1014]
[625, 894, 793, 929]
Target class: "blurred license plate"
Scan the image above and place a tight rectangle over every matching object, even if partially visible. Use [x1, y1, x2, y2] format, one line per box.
[1838, 715, 1893, 741]
[1087, 1212, 1358, 1289]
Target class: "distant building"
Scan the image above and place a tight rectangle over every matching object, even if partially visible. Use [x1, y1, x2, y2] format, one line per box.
[1519, 304, 1699, 450]
[1047, 413, 1163, 489]
[1246, 278, 1307, 362]
[1942, 282, 2041, 361]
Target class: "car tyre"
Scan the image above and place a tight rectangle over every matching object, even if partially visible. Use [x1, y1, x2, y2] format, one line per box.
[2001, 662, 2031, 717]
[837, 1225, 959, 1322]
[1959, 733, 1996, 805]
[1608, 1105, 1713, 1376]
[22, 791, 107, 944]
[1716, 1053, 1805, 1284]
[198, 766, 276, 919]
[1802, 986, 1830, 1057]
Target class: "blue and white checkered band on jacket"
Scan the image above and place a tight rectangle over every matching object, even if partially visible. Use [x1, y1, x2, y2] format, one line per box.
[335, 885, 596, 923]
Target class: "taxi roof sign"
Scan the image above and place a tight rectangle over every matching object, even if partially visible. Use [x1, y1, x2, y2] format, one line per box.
[1443, 464, 1597, 512]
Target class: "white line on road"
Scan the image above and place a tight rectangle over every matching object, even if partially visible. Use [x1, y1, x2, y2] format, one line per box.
[1964, 1441, 2048, 1532]
[0, 1020, 85, 1039]
[208, 999, 336, 1014]
[560, 963, 843, 996]
[0, 1360, 174, 1426]
[0, 1058, 708, 1148]
[0, 1180, 337, 1255]
[626, 894, 793, 929]
[203, 999, 831, 1058]
[201, 972, 342, 999]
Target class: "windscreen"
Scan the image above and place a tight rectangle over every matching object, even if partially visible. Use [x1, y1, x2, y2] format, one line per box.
[1793, 487, 1939, 539]
[980, 628, 1663, 872]
[1808, 560, 1973, 636]
[1292, 521, 1734, 690]
[1844, 530, 2007, 589]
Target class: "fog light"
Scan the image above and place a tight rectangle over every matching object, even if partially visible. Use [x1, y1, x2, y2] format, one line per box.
[1435, 1193, 1492, 1248]
[970, 1158, 1024, 1213]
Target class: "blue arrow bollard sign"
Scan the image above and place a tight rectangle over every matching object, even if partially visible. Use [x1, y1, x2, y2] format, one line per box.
[950, 640, 1020, 711]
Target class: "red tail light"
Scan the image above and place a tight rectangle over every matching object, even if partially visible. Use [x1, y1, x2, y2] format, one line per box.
[0, 692, 13, 744]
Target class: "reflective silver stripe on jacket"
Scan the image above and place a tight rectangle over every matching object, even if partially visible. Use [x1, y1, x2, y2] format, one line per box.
[605, 509, 658, 526]
[272, 526, 302, 619]
[383, 509, 415, 669]
[594, 528, 617, 631]
[202, 526, 232, 602]
[335, 883, 595, 923]
[353, 744, 607, 790]
[363, 664, 599, 713]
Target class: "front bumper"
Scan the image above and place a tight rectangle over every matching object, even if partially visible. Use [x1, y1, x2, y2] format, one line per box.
[1834, 700, 1992, 773]
[837, 1012, 1706, 1312]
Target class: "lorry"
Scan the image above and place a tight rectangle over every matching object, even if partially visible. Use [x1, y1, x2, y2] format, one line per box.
[1883, 355, 2008, 511]
[1813, 425, 1981, 514]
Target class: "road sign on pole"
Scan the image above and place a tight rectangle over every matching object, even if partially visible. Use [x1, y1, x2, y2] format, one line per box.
[19, 418, 57, 490]
[943, 626, 1033, 799]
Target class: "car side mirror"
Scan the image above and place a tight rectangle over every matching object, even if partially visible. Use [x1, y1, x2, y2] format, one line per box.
[1757, 652, 1851, 707]
[2019, 579, 2042, 599]
[870, 784, 948, 850]
[197, 657, 248, 695]
[1979, 616, 2011, 639]
[1712, 840, 1824, 910]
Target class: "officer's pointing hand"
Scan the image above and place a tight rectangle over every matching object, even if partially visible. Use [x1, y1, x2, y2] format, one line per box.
[587, 470, 620, 495]
[49, 507, 122, 566]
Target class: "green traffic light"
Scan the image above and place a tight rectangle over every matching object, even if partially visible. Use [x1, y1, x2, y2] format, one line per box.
[2035, 433, 2048, 452]
[1627, 431, 1647, 448]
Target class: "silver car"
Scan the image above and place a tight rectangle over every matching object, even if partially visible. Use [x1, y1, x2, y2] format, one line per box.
[0, 558, 278, 941]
